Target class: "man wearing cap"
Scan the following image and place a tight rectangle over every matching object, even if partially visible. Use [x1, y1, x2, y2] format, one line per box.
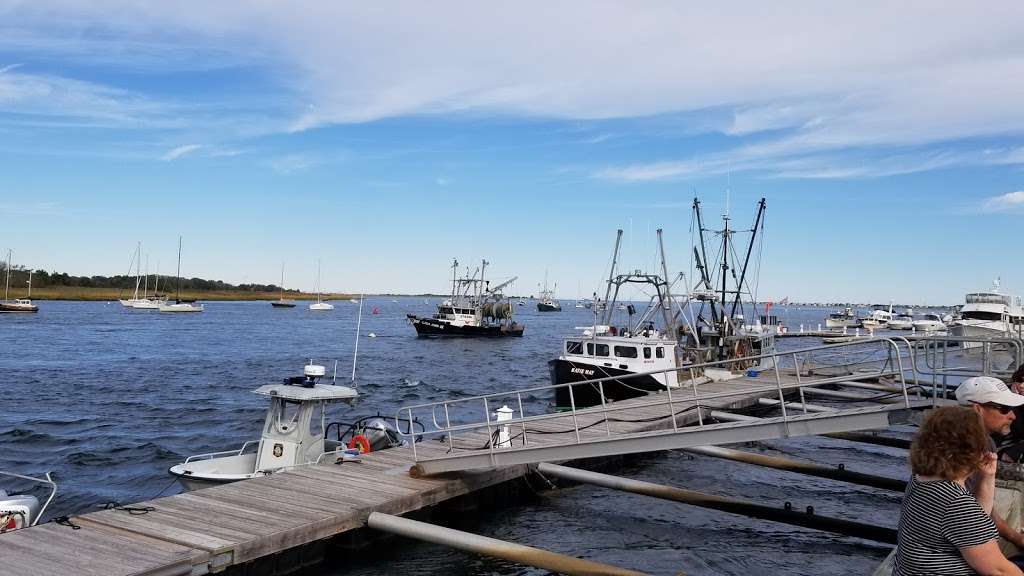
[957, 376, 1024, 549]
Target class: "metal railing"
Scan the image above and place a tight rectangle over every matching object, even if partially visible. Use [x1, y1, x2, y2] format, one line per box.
[182, 440, 259, 464]
[395, 338, 918, 464]
[898, 335, 1024, 401]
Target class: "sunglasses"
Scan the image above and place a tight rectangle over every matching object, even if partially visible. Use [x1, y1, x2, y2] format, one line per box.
[979, 403, 1015, 415]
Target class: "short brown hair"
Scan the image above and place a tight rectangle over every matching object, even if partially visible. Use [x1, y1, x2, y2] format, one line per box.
[910, 407, 990, 481]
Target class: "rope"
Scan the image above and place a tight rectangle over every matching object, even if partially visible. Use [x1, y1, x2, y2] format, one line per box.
[101, 502, 156, 515]
[52, 515, 80, 530]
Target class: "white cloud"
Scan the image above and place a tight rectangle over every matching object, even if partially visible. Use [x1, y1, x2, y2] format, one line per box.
[269, 153, 320, 174]
[160, 144, 202, 161]
[982, 191, 1024, 213]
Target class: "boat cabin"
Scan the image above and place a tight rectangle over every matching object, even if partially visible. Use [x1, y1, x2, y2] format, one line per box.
[561, 333, 679, 388]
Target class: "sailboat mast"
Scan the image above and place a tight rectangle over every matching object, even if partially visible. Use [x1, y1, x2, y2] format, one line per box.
[280, 262, 285, 301]
[656, 229, 675, 331]
[4, 249, 10, 301]
[134, 241, 142, 299]
[175, 236, 182, 303]
[143, 255, 149, 298]
[27, 271, 32, 299]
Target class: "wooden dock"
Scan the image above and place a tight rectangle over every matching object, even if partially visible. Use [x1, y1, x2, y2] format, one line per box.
[0, 372, 909, 576]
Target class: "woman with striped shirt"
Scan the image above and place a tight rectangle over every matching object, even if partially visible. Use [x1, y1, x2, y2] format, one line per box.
[895, 406, 1022, 575]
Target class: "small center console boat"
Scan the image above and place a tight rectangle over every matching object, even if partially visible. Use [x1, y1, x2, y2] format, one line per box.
[169, 364, 359, 491]
[0, 470, 57, 532]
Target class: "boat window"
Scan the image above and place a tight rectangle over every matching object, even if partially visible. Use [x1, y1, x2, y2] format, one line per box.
[644, 347, 651, 359]
[963, 311, 1003, 322]
[614, 346, 638, 358]
[655, 347, 665, 358]
[587, 343, 609, 356]
[268, 399, 302, 434]
[309, 403, 324, 436]
[440, 307, 453, 315]
[566, 341, 584, 354]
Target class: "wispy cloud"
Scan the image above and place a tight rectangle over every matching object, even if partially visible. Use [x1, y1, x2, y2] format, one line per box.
[160, 144, 202, 161]
[982, 191, 1024, 213]
[269, 153, 321, 174]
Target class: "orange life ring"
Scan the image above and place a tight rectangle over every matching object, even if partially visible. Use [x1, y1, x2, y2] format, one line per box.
[348, 434, 372, 454]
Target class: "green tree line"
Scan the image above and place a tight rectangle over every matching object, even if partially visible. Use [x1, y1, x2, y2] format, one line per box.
[0, 262, 295, 293]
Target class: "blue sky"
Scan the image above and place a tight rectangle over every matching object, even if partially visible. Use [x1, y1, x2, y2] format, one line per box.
[1, 2, 1023, 304]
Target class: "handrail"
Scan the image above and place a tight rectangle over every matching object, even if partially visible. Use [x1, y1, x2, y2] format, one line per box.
[0, 470, 57, 526]
[395, 337, 919, 463]
[182, 440, 259, 464]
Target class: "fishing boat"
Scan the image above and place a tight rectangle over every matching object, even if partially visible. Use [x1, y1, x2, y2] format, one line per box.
[0, 470, 56, 532]
[407, 258, 523, 337]
[309, 261, 334, 311]
[550, 198, 776, 409]
[169, 363, 361, 491]
[271, 263, 296, 308]
[0, 250, 38, 313]
[537, 271, 561, 312]
[159, 237, 204, 313]
[825, 307, 861, 328]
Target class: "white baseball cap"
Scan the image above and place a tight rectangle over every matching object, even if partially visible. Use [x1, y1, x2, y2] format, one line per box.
[956, 376, 1024, 407]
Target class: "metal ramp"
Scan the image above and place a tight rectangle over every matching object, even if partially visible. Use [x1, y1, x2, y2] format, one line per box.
[397, 337, 942, 477]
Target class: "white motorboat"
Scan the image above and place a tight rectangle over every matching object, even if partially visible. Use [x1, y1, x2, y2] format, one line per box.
[888, 314, 914, 330]
[949, 279, 1023, 346]
[160, 237, 203, 313]
[825, 307, 861, 328]
[912, 313, 946, 333]
[309, 260, 334, 311]
[0, 470, 57, 532]
[169, 363, 360, 491]
[861, 304, 894, 329]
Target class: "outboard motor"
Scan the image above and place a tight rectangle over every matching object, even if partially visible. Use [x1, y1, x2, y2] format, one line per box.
[358, 418, 406, 451]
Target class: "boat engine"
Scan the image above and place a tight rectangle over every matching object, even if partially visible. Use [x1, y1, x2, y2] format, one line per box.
[356, 418, 406, 451]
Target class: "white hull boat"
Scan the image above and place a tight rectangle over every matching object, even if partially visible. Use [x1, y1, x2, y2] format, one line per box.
[950, 280, 1023, 349]
[912, 313, 946, 333]
[1, 471, 56, 533]
[159, 301, 203, 313]
[887, 315, 914, 330]
[309, 302, 335, 311]
[825, 307, 861, 328]
[169, 364, 362, 490]
[309, 260, 333, 311]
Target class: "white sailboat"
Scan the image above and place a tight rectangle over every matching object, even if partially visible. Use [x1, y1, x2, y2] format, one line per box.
[128, 255, 166, 309]
[159, 237, 203, 313]
[0, 249, 38, 313]
[118, 242, 145, 307]
[309, 261, 334, 311]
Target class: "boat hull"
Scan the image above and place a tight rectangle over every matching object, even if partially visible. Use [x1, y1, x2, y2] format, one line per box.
[271, 301, 297, 308]
[0, 303, 38, 313]
[407, 314, 524, 337]
[537, 302, 561, 312]
[159, 303, 203, 313]
[549, 358, 666, 408]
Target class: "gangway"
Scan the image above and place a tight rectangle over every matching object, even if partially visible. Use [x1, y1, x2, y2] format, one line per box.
[398, 338, 932, 477]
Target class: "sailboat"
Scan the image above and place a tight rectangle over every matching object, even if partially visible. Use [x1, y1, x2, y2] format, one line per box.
[159, 237, 203, 313]
[127, 255, 166, 309]
[0, 250, 38, 313]
[119, 242, 145, 307]
[575, 280, 584, 308]
[271, 263, 296, 308]
[309, 261, 334, 311]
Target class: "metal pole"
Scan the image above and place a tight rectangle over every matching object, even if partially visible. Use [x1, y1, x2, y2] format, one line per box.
[683, 445, 906, 492]
[537, 463, 897, 544]
[352, 294, 364, 381]
[367, 512, 649, 576]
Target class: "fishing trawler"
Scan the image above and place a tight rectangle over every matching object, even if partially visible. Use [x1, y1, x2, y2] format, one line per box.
[407, 259, 524, 337]
[169, 363, 360, 491]
[550, 198, 776, 408]
[537, 271, 561, 312]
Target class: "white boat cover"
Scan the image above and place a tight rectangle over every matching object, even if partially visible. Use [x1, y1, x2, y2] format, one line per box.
[252, 383, 358, 401]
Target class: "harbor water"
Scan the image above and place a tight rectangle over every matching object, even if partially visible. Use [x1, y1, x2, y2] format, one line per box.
[1, 300, 913, 575]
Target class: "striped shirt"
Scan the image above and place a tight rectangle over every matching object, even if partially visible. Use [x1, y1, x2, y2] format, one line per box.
[894, 476, 998, 575]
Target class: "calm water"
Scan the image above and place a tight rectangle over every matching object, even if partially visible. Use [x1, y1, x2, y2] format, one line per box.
[1, 300, 913, 575]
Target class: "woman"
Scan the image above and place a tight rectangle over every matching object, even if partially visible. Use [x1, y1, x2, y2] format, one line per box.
[895, 406, 1022, 575]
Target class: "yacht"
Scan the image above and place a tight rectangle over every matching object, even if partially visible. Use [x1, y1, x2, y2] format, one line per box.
[309, 261, 334, 311]
[537, 271, 561, 312]
[912, 313, 947, 333]
[407, 259, 523, 336]
[949, 280, 1023, 345]
[825, 307, 860, 328]
[169, 363, 359, 491]
[860, 304, 894, 329]
[888, 314, 914, 330]
[0, 250, 38, 313]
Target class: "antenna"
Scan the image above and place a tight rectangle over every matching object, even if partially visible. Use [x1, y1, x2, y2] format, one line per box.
[351, 294, 364, 382]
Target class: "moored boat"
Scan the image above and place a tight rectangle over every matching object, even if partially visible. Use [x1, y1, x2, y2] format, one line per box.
[159, 237, 203, 313]
[0, 470, 56, 532]
[0, 250, 38, 313]
[949, 279, 1023, 346]
[825, 307, 861, 328]
[537, 271, 561, 312]
[407, 258, 523, 337]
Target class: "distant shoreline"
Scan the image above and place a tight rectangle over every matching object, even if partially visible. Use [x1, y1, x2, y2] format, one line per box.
[11, 286, 358, 302]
